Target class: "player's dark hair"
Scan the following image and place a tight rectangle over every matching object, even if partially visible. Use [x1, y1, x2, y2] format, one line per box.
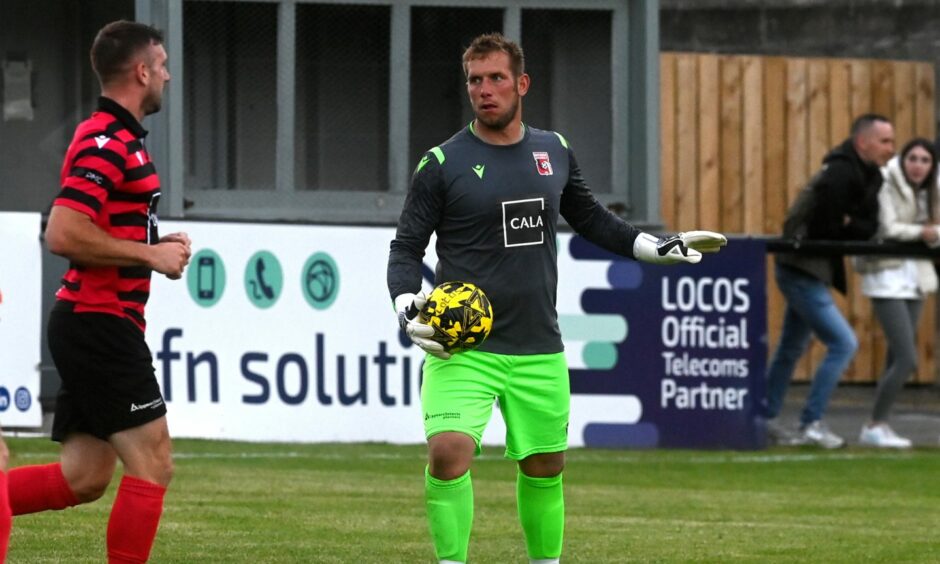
[850, 113, 891, 138]
[91, 20, 164, 85]
[462, 33, 525, 80]
[899, 137, 938, 221]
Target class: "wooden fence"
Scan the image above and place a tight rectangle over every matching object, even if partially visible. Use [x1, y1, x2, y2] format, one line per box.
[660, 52, 937, 384]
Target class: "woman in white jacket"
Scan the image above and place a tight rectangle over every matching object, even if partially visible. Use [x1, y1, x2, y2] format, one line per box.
[858, 138, 940, 447]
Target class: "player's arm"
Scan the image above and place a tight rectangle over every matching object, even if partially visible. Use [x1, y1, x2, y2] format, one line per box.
[48, 130, 190, 278]
[808, 162, 878, 241]
[559, 149, 725, 264]
[876, 183, 924, 241]
[388, 152, 446, 299]
[559, 150, 641, 255]
[387, 152, 451, 359]
[46, 206, 190, 277]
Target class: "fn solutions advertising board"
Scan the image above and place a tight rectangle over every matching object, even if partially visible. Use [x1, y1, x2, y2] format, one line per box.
[146, 221, 766, 449]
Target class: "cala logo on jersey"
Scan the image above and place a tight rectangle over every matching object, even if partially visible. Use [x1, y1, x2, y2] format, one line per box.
[533, 152, 553, 176]
[501, 197, 545, 248]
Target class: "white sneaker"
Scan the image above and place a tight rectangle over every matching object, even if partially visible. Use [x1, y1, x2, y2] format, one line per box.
[859, 424, 912, 448]
[800, 420, 845, 449]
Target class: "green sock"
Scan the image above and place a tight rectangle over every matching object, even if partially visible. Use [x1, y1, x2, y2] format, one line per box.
[425, 466, 473, 563]
[517, 471, 564, 560]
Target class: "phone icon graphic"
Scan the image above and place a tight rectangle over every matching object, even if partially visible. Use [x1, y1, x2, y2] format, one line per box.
[244, 251, 282, 308]
[197, 256, 216, 300]
[252, 258, 275, 300]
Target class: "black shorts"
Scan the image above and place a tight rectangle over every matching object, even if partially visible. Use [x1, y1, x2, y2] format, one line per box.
[48, 302, 167, 442]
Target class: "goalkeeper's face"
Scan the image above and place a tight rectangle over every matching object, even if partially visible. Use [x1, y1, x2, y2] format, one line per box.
[466, 52, 530, 131]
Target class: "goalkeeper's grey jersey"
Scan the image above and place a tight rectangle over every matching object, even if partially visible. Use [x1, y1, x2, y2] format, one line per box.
[388, 124, 642, 355]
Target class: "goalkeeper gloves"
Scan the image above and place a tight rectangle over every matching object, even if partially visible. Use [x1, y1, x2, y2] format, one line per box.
[633, 230, 727, 265]
[395, 292, 451, 360]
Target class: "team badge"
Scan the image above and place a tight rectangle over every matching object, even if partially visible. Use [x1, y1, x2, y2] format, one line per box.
[532, 152, 553, 176]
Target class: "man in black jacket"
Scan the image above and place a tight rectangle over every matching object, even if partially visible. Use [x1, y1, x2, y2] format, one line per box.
[766, 113, 895, 448]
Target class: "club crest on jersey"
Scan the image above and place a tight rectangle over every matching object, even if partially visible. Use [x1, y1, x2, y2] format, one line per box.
[532, 152, 553, 176]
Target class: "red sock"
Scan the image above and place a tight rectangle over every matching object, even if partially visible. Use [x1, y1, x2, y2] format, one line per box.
[107, 476, 166, 564]
[8, 463, 79, 515]
[0, 470, 11, 563]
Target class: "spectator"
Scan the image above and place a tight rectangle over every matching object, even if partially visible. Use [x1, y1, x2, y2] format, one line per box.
[765, 114, 895, 448]
[855, 138, 940, 448]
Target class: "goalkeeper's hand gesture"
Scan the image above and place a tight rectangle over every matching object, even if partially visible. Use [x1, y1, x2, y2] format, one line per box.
[395, 292, 451, 360]
[633, 230, 727, 265]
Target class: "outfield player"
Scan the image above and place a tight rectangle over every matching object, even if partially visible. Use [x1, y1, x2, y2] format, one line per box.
[7, 21, 189, 563]
[387, 33, 726, 564]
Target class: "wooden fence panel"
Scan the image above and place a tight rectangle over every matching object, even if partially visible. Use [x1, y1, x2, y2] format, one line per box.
[675, 54, 699, 229]
[660, 53, 677, 230]
[720, 56, 744, 233]
[828, 60, 852, 146]
[763, 58, 788, 365]
[915, 64, 935, 138]
[699, 55, 721, 230]
[660, 52, 937, 385]
[893, 62, 915, 146]
[871, 60, 895, 117]
[741, 56, 765, 236]
[913, 63, 937, 385]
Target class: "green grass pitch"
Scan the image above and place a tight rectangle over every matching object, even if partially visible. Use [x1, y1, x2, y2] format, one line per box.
[6, 438, 940, 562]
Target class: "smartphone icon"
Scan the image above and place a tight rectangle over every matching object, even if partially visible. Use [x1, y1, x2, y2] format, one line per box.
[197, 256, 215, 300]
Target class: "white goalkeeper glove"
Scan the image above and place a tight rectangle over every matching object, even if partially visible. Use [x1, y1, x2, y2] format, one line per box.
[395, 292, 451, 360]
[633, 230, 727, 265]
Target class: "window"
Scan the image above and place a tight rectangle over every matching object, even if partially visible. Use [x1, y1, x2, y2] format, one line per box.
[409, 7, 502, 168]
[173, 0, 656, 224]
[184, 1, 278, 191]
[523, 9, 612, 193]
[297, 4, 390, 192]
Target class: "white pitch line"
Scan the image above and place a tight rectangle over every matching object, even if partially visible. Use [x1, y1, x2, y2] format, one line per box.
[565, 451, 915, 464]
[11, 450, 920, 463]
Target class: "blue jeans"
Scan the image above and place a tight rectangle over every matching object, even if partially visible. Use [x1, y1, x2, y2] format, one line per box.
[765, 264, 858, 425]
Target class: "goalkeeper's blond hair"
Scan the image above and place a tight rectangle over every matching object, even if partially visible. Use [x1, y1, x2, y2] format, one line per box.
[462, 33, 525, 81]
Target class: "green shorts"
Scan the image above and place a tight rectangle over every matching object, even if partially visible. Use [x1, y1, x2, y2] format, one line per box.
[421, 350, 570, 460]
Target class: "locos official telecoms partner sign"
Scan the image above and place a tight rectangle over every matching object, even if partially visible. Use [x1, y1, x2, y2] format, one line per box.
[0, 212, 43, 427]
[147, 221, 766, 449]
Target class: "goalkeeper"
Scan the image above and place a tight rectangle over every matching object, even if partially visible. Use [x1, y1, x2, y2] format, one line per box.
[387, 33, 725, 564]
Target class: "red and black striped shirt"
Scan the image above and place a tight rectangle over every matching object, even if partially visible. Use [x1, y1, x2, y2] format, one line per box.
[53, 97, 161, 332]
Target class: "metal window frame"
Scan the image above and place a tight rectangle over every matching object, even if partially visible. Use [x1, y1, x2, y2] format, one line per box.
[137, 0, 659, 226]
